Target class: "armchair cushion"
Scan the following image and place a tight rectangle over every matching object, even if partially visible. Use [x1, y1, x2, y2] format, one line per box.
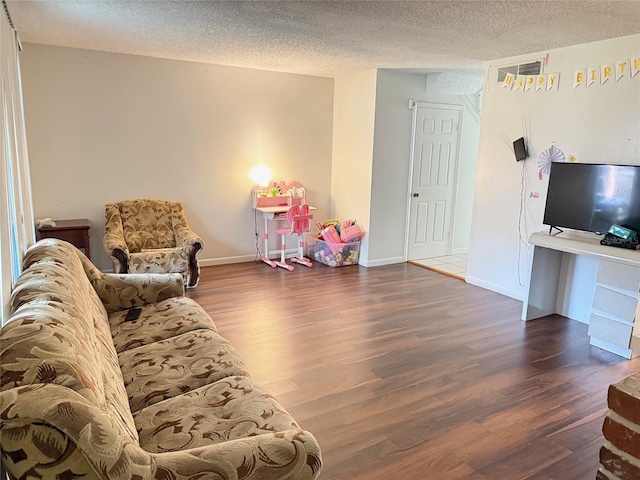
[130, 246, 190, 274]
[119, 199, 177, 251]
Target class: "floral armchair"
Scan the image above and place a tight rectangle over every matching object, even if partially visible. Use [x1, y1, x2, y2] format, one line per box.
[104, 199, 204, 287]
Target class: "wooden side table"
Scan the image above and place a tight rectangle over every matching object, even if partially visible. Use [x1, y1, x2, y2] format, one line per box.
[37, 219, 92, 260]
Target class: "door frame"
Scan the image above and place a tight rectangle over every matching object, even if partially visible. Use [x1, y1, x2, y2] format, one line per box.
[404, 99, 465, 261]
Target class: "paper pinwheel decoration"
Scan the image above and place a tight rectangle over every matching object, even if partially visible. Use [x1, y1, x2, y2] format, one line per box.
[538, 144, 565, 176]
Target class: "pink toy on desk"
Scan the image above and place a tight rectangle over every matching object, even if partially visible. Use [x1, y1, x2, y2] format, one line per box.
[251, 180, 306, 209]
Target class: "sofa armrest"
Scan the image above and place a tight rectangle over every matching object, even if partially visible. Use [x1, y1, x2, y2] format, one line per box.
[0, 384, 149, 480]
[91, 272, 185, 314]
[153, 430, 322, 480]
[104, 203, 130, 273]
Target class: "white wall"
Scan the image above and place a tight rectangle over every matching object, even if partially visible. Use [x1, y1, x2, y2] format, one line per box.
[20, 44, 334, 271]
[368, 69, 481, 266]
[468, 34, 640, 300]
[331, 69, 377, 265]
[368, 70, 423, 265]
[450, 96, 480, 253]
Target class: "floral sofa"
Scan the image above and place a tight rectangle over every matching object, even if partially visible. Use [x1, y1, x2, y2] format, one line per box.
[104, 199, 203, 288]
[0, 239, 321, 480]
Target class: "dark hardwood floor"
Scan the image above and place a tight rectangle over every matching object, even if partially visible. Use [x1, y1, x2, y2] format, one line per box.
[187, 261, 640, 480]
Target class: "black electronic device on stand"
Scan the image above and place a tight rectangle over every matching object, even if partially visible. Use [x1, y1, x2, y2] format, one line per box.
[601, 233, 640, 250]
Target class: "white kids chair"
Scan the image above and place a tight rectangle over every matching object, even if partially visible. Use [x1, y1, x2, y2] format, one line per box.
[274, 204, 313, 270]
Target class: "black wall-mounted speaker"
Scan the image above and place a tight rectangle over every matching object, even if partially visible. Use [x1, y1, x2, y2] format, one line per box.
[514, 137, 528, 161]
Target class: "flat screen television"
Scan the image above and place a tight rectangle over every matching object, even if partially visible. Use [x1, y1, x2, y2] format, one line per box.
[543, 162, 640, 235]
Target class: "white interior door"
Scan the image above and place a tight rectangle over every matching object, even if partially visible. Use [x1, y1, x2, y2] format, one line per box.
[407, 104, 461, 260]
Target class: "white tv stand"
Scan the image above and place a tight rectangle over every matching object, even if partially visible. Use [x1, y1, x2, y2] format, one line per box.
[522, 230, 640, 359]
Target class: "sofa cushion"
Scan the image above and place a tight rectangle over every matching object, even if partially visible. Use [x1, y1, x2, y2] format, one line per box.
[109, 297, 216, 353]
[133, 375, 301, 453]
[119, 329, 249, 412]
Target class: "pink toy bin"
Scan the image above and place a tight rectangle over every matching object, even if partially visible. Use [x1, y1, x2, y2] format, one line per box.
[304, 235, 360, 267]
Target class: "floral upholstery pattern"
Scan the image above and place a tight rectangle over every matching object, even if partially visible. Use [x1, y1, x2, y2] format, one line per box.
[0, 239, 322, 480]
[104, 199, 204, 287]
[119, 329, 250, 412]
[133, 376, 301, 453]
[109, 296, 216, 353]
[119, 199, 177, 251]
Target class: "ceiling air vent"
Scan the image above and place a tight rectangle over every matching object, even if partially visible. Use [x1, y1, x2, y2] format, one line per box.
[497, 60, 542, 82]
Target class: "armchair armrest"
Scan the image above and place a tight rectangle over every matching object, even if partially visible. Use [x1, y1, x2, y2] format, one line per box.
[153, 430, 322, 480]
[170, 202, 204, 288]
[104, 203, 130, 273]
[170, 202, 204, 250]
[174, 226, 204, 250]
[176, 229, 204, 288]
[90, 272, 185, 314]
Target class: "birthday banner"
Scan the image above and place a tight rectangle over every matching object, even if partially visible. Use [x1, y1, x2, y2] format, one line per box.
[502, 72, 560, 92]
[501, 56, 639, 92]
[573, 57, 640, 88]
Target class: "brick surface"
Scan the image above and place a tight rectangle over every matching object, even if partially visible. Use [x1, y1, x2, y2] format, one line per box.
[600, 444, 640, 480]
[596, 469, 610, 480]
[602, 415, 640, 459]
[609, 374, 640, 426]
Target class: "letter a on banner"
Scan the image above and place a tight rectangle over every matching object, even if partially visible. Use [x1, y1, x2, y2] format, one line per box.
[632, 57, 640, 78]
[574, 70, 585, 89]
[513, 75, 525, 92]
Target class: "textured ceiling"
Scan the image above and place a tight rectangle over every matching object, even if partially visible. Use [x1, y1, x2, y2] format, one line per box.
[5, 0, 640, 78]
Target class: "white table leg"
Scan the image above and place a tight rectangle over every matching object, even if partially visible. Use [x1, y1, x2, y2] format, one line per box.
[261, 212, 275, 267]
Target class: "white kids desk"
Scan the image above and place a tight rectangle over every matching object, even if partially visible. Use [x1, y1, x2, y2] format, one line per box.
[252, 181, 315, 267]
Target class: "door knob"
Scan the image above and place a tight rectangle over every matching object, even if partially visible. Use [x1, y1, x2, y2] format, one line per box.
[412, 193, 419, 197]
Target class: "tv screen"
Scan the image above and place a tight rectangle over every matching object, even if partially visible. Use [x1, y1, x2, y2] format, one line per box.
[543, 163, 640, 235]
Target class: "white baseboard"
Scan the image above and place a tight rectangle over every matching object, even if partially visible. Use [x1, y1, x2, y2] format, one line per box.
[589, 336, 632, 359]
[362, 256, 405, 268]
[465, 274, 524, 301]
[199, 254, 257, 267]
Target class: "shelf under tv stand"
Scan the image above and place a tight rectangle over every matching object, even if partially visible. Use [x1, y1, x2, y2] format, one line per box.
[522, 230, 640, 359]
